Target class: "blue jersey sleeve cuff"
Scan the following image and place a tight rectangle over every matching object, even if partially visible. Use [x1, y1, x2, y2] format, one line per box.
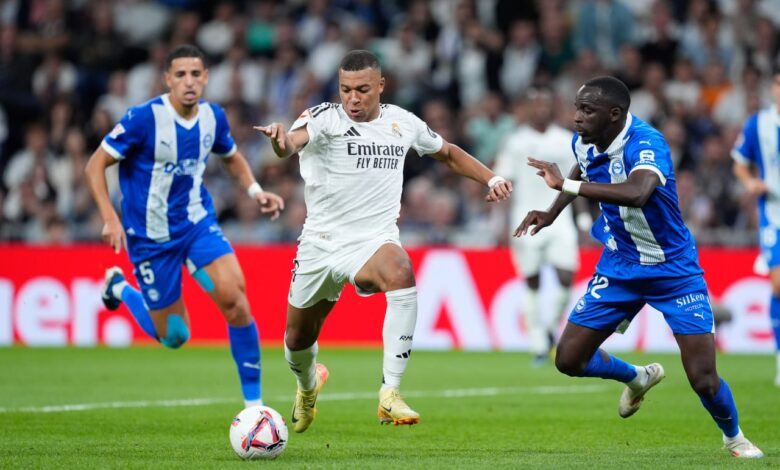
[213, 143, 237, 158]
[100, 140, 124, 160]
[630, 164, 667, 186]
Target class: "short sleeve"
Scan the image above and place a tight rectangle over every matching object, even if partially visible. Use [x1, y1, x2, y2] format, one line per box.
[101, 107, 145, 160]
[291, 103, 336, 150]
[210, 104, 237, 157]
[626, 135, 671, 186]
[731, 114, 758, 165]
[409, 112, 444, 157]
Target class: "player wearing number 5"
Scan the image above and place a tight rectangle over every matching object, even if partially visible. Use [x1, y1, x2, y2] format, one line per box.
[85, 45, 284, 407]
[515, 76, 763, 458]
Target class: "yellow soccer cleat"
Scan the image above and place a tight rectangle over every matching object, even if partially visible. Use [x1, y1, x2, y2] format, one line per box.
[290, 363, 329, 433]
[378, 388, 420, 426]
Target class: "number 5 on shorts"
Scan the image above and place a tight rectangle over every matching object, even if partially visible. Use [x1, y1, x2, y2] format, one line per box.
[139, 261, 155, 285]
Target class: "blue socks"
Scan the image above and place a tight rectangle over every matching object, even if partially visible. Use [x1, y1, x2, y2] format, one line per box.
[580, 350, 638, 383]
[229, 321, 262, 404]
[699, 378, 740, 438]
[120, 285, 157, 339]
[770, 296, 780, 350]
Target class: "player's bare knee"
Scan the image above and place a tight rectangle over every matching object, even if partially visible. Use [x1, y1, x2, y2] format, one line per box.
[383, 264, 415, 291]
[284, 327, 315, 351]
[220, 292, 251, 326]
[554, 354, 584, 377]
[689, 373, 719, 397]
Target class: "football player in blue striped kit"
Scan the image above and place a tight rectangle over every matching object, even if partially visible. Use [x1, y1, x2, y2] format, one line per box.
[85, 45, 284, 407]
[732, 65, 780, 388]
[516, 76, 763, 458]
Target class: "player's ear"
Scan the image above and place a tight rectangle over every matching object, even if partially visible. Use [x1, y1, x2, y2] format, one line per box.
[163, 70, 172, 90]
[202, 68, 209, 86]
[378, 75, 385, 94]
[609, 106, 622, 123]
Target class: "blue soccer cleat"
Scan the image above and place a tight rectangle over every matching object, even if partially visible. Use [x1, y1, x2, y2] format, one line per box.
[101, 266, 126, 311]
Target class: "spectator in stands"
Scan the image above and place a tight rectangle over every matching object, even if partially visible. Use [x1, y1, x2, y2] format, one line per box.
[464, 91, 515, 166]
[499, 20, 540, 100]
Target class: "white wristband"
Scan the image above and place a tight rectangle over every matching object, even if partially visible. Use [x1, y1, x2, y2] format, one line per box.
[247, 182, 263, 198]
[488, 175, 506, 189]
[561, 178, 582, 196]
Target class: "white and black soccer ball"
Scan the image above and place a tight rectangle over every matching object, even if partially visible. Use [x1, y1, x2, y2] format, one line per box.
[229, 405, 288, 460]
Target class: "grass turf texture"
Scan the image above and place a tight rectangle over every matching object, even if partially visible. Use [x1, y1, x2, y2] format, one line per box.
[0, 347, 777, 469]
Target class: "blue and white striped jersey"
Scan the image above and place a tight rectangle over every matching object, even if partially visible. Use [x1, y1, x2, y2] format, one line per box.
[732, 106, 780, 228]
[572, 113, 696, 271]
[101, 94, 236, 242]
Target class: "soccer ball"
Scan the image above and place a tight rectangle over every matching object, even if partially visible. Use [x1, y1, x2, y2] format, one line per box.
[229, 405, 288, 460]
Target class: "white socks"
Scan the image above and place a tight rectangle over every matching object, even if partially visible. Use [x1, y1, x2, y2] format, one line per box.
[284, 337, 318, 391]
[627, 365, 649, 391]
[524, 289, 547, 355]
[382, 286, 418, 390]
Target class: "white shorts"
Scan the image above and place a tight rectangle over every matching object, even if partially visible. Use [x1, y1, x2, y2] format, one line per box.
[288, 231, 402, 309]
[510, 222, 578, 277]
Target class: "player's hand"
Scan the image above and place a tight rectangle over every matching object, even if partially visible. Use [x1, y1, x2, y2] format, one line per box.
[253, 123, 287, 154]
[486, 180, 513, 202]
[527, 157, 564, 190]
[514, 210, 555, 237]
[101, 219, 126, 254]
[253, 190, 285, 221]
[745, 178, 768, 197]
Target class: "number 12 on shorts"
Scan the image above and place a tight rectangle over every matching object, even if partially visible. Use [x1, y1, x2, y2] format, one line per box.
[588, 275, 608, 299]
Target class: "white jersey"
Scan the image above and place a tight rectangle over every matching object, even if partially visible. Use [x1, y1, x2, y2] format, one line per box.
[291, 102, 443, 242]
[494, 124, 577, 229]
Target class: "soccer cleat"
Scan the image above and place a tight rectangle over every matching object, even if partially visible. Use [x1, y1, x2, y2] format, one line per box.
[377, 388, 420, 426]
[101, 266, 126, 311]
[724, 433, 764, 458]
[290, 363, 329, 433]
[618, 363, 665, 418]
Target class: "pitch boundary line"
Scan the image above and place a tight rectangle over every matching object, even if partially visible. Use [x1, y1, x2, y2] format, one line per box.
[0, 384, 609, 414]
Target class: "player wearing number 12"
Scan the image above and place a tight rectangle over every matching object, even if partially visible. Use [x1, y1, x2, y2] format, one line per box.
[515, 76, 763, 458]
[84, 45, 284, 407]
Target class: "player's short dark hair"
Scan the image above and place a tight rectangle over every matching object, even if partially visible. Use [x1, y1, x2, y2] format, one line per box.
[583, 76, 631, 112]
[165, 44, 207, 70]
[339, 50, 381, 72]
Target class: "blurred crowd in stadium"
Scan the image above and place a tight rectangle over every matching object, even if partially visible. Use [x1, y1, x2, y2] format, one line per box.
[0, 0, 776, 247]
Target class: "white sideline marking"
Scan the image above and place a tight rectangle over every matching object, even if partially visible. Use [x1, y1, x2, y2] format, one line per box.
[0, 384, 608, 414]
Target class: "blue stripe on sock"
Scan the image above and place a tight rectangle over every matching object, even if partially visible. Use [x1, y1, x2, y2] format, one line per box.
[120, 285, 157, 339]
[580, 350, 638, 383]
[770, 296, 780, 350]
[699, 378, 740, 438]
[228, 321, 261, 402]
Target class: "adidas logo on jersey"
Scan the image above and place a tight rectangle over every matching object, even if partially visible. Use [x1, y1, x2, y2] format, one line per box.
[344, 127, 361, 137]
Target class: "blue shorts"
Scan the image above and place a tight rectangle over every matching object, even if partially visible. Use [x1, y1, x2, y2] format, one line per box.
[569, 256, 714, 336]
[759, 225, 780, 268]
[126, 219, 233, 309]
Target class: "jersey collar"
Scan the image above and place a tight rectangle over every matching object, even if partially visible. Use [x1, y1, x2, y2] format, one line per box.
[602, 112, 632, 156]
[162, 93, 200, 129]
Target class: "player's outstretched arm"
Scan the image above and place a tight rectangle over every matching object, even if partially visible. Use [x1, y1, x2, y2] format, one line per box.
[221, 150, 285, 220]
[514, 162, 580, 237]
[527, 157, 659, 208]
[430, 140, 512, 202]
[253, 123, 309, 159]
[85, 147, 126, 254]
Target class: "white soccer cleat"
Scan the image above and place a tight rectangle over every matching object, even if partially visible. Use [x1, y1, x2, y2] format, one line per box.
[618, 363, 665, 418]
[724, 432, 764, 458]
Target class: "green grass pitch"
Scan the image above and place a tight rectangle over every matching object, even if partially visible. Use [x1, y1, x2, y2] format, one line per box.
[0, 347, 777, 469]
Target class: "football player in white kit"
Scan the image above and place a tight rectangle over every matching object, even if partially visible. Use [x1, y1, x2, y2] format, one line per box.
[494, 88, 590, 366]
[255, 50, 512, 432]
